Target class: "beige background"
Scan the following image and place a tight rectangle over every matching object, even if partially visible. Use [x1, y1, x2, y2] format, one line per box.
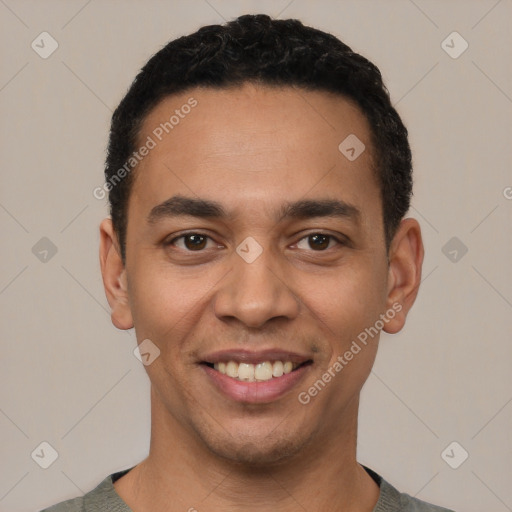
[1, 1, 511, 511]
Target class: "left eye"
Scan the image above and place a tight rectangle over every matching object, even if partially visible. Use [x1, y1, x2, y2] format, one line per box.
[296, 234, 340, 251]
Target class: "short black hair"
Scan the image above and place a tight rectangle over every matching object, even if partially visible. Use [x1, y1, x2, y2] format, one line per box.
[105, 14, 412, 262]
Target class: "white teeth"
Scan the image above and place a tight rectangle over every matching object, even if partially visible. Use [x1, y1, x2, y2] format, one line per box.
[226, 361, 238, 378]
[272, 361, 284, 377]
[255, 362, 273, 381]
[238, 363, 255, 382]
[212, 360, 301, 381]
[283, 361, 293, 374]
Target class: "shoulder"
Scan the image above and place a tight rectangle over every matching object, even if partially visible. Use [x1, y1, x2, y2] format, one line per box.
[37, 468, 133, 512]
[38, 496, 84, 512]
[365, 467, 455, 512]
[394, 489, 455, 512]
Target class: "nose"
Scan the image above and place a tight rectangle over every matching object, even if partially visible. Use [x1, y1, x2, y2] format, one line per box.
[212, 246, 300, 329]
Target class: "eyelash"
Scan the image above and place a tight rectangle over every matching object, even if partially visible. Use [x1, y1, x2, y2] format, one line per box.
[165, 232, 346, 253]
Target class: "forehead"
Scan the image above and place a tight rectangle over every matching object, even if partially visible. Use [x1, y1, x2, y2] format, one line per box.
[130, 84, 380, 225]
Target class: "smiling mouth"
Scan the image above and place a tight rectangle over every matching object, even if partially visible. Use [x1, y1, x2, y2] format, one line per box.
[203, 360, 313, 382]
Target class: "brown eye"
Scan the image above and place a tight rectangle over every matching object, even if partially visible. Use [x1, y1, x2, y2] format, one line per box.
[169, 233, 211, 251]
[308, 234, 330, 250]
[184, 234, 207, 250]
[295, 233, 345, 252]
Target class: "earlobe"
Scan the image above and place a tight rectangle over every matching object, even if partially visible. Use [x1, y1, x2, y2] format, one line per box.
[383, 218, 424, 334]
[99, 218, 134, 330]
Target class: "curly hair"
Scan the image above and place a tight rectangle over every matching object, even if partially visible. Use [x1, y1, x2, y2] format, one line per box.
[105, 14, 412, 262]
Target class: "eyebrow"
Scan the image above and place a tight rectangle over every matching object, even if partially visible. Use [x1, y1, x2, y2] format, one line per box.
[147, 194, 360, 225]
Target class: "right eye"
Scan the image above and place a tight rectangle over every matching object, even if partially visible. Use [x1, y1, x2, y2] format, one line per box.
[166, 233, 215, 251]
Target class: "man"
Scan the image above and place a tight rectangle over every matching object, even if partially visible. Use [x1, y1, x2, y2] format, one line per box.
[42, 14, 454, 512]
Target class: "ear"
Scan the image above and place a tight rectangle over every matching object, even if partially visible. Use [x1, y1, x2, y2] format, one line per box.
[99, 218, 134, 330]
[382, 218, 424, 334]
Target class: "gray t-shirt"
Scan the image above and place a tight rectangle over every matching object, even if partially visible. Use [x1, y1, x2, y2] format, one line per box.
[39, 466, 455, 512]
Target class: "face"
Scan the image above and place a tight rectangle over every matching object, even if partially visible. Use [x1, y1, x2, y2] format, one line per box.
[101, 84, 422, 466]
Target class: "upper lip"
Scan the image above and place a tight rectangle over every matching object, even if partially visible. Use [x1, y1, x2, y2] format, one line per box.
[201, 349, 313, 365]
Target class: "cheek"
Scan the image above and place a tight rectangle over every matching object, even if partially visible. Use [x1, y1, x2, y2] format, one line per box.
[127, 265, 209, 399]
[302, 264, 387, 411]
[126, 258, 235, 370]
[304, 258, 388, 349]
[127, 262, 207, 344]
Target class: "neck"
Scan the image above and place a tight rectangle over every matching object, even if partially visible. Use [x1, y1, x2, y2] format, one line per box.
[114, 387, 380, 512]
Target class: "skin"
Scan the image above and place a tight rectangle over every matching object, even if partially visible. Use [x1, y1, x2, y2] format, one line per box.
[99, 84, 424, 512]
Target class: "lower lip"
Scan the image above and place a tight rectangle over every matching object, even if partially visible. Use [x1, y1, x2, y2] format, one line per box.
[202, 364, 311, 404]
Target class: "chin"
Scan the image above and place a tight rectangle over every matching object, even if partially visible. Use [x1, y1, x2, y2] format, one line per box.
[200, 426, 314, 468]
